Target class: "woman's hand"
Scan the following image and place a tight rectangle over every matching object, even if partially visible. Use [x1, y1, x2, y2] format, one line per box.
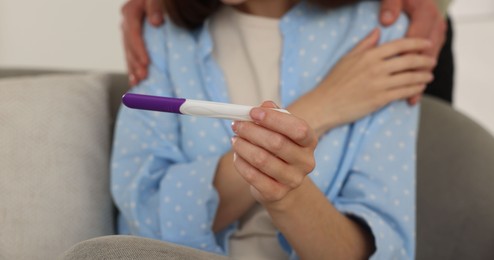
[121, 0, 164, 85]
[289, 28, 436, 138]
[231, 102, 374, 259]
[231, 101, 317, 207]
[380, 0, 447, 104]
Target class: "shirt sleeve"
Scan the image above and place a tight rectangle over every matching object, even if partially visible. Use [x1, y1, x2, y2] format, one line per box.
[332, 10, 415, 259]
[333, 101, 418, 259]
[111, 22, 225, 254]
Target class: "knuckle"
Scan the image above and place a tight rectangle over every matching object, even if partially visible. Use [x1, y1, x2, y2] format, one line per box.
[252, 151, 268, 167]
[288, 174, 305, 189]
[305, 157, 316, 173]
[242, 167, 257, 183]
[267, 187, 287, 202]
[269, 135, 285, 152]
[292, 123, 310, 143]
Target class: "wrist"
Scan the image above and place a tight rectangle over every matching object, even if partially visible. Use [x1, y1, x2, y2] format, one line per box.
[287, 87, 340, 139]
[308, 86, 343, 137]
[262, 177, 312, 213]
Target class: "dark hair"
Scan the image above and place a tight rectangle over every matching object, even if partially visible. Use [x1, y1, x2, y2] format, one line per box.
[163, 0, 358, 30]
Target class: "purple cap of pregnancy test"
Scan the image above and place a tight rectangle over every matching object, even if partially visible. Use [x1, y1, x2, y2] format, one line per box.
[122, 93, 186, 114]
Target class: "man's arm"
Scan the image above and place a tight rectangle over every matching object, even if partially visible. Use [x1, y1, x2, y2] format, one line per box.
[120, 0, 451, 105]
[121, 0, 164, 85]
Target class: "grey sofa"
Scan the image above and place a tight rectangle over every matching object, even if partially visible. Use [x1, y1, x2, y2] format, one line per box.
[1, 69, 493, 260]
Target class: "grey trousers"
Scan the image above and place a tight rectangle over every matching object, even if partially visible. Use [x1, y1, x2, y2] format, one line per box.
[60, 235, 229, 260]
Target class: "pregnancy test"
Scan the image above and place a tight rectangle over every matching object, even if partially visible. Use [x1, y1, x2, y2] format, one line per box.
[122, 93, 289, 121]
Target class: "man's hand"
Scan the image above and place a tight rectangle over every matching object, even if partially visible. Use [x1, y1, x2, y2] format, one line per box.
[379, 0, 447, 104]
[121, 0, 164, 85]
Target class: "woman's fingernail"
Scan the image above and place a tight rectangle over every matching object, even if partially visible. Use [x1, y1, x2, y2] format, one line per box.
[231, 136, 237, 145]
[233, 152, 237, 161]
[231, 121, 240, 133]
[250, 108, 265, 122]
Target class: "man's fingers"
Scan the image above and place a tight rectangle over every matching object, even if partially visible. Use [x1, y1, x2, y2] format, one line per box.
[122, 20, 148, 81]
[123, 37, 141, 86]
[405, 1, 439, 42]
[380, 0, 403, 26]
[123, 10, 149, 66]
[427, 18, 447, 59]
[121, 0, 151, 85]
[127, 27, 149, 77]
[146, 0, 164, 26]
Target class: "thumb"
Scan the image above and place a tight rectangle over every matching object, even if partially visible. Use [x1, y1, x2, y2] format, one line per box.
[380, 0, 402, 26]
[349, 28, 380, 55]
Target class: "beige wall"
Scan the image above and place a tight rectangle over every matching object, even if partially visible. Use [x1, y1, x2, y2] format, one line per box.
[0, 0, 127, 72]
[450, 0, 494, 136]
[0, 0, 493, 134]
[0, 0, 491, 72]
[450, 0, 494, 17]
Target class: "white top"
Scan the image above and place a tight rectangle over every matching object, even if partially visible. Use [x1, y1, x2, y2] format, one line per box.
[210, 6, 288, 260]
[211, 6, 282, 106]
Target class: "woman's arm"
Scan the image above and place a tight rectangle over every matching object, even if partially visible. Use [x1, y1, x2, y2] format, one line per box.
[211, 151, 256, 232]
[288, 28, 435, 138]
[232, 100, 417, 259]
[231, 21, 422, 260]
[231, 102, 373, 259]
[267, 178, 375, 260]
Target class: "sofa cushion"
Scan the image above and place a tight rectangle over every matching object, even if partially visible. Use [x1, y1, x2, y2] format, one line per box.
[0, 73, 114, 259]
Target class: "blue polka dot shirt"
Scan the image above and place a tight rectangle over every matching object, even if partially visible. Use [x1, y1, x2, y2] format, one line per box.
[111, 1, 416, 259]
